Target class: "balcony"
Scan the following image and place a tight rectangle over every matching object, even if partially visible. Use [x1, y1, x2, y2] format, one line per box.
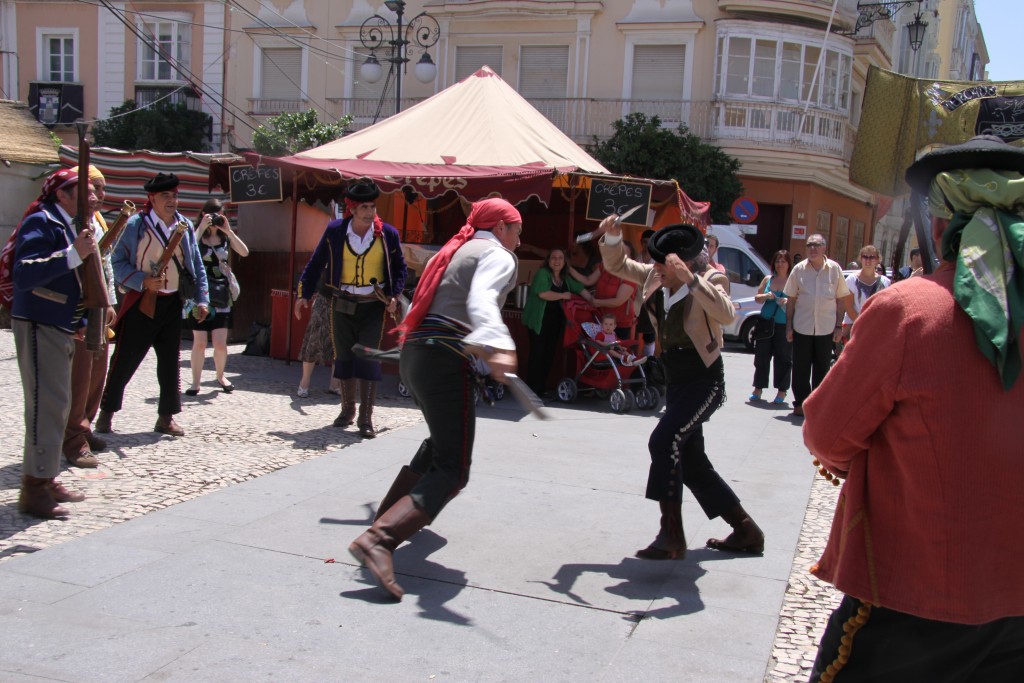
[329, 96, 852, 161]
[247, 98, 309, 116]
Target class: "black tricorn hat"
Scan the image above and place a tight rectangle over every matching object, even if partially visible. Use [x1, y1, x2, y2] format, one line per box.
[905, 135, 1024, 194]
[345, 177, 381, 203]
[143, 172, 179, 193]
[647, 223, 705, 263]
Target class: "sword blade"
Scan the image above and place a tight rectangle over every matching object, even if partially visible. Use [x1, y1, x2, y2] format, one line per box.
[616, 203, 644, 224]
[503, 373, 551, 420]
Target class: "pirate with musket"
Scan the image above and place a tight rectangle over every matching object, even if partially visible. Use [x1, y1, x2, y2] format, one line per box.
[95, 172, 209, 437]
[295, 177, 407, 438]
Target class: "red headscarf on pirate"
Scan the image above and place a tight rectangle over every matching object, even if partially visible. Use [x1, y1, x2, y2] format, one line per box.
[342, 177, 384, 237]
[399, 197, 522, 340]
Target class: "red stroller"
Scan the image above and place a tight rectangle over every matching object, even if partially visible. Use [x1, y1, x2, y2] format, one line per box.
[555, 297, 661, 413]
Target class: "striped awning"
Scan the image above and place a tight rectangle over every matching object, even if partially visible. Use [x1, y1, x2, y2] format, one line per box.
[58, 146, 241, 222]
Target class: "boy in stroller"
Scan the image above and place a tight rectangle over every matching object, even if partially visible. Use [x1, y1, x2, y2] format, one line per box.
[591, 313, 647, 366]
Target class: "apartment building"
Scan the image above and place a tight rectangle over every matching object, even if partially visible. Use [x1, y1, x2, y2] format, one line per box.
[0, 0, 988, 264]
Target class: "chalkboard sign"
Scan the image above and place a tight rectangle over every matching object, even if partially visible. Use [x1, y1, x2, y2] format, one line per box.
[585, 178, 652, 225]
[229, 164, 283, 204]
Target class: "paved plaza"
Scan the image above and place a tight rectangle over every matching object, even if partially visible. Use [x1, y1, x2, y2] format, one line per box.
[0, 329, 841, 681]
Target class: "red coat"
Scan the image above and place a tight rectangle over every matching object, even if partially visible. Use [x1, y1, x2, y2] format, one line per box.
[803, 264, 1024, 624]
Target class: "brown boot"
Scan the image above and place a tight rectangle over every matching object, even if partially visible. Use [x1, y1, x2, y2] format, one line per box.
[48, 479, 86, 503]
[636, 501, 686, 560]
[85, 432, 107, 452]
[706, 504, 765, 554]
[65, 447, 99, 469]
[357, 379, 376, 438]
[94, 409, 113, 434]
[18, 475, 69, 519]
[333, 379, 357, 427]
[154, 414, 185, 436]
[348, 495, 432, 600]
[374, 466, 422, 521]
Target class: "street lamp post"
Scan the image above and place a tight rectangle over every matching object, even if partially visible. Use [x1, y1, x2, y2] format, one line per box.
[835, 0, 929, 52]
[358, 0, 440, 116]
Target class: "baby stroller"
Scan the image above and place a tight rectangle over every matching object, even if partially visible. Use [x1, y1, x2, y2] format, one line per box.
[555, 297, 661, 413]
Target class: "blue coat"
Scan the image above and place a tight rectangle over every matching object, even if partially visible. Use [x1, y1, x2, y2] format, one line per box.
[11, 203, 83, 333]
[111, 210, 209, 305]
[297, 217, 407, 300]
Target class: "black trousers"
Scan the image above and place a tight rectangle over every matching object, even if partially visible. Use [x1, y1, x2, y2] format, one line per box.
[792, 332, 834, 408]
[331, 297, 385, 381]
[810, 595, 1024, 682]
[753, 322, 793, 391]
[646, 354, 739, 517]
[526, 318, 565, 395]
[101, 293, 182, 416]
[400, 340, 475, 519]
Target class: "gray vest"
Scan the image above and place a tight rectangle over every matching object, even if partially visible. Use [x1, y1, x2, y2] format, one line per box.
[427, 237, 518, 328]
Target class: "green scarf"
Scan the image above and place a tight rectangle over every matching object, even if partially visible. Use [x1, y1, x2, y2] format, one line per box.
[930, 169, 1024, 390]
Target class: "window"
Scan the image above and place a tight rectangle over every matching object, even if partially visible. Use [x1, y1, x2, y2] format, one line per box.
[834, 217, 850, 265]
[851, 221, 865, 259]
[519, 46, 568, 127]
[630, 44, 686, 124]
[455, 46, 503, 81]
[716, 32, 852, 112]
[261, 47, 302, 100]
[44, 35, 75, 82]
[717, 247, 761, 286]
[138, 18, 190, 82]
[815, 211, 832, 246]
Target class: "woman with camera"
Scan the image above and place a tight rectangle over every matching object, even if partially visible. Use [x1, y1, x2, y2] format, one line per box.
[185, 198, 248, 396]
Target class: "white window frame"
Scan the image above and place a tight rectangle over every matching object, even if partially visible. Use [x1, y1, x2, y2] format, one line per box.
[36, 28, 78, 82]
[135, 12, 191, 84]
[518, 45, 569, 127]
[620, 29, 697, 126]
[251, 37, 308, 101]
[455, 45, 503, 81]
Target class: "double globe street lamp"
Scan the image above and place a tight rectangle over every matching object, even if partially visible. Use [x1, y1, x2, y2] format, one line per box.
[358, 0, 440, 116]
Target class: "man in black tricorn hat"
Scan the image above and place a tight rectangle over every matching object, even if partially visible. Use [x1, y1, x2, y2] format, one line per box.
[295, 177, 407, 437]
[95, 172, 209, 437]
[804, 135, 1024, 681]
[594, 215, 765, 562]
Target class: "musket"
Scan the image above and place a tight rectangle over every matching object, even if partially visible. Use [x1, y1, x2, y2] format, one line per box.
[98, 200, 136, 256]
[74, 123, 111, 351]
[138, 219, 189, 318]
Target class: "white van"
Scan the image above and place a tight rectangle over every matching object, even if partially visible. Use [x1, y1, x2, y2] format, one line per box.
[707, 224, 772, 350]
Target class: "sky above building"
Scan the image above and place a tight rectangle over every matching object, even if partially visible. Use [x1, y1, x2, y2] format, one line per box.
[974, 0, 1016, 82]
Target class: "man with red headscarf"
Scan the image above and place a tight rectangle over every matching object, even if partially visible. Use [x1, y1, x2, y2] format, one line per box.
[348, 197, 522, 601]
[10, 168, 95, 518]
[295, 177, 407, 437]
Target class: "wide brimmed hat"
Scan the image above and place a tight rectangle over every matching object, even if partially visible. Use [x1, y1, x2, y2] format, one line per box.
[647, 223, 705, 263]
[144, 172, 180, 193]
[905, 136, 1024, 194]
[345, 177, 381, 203]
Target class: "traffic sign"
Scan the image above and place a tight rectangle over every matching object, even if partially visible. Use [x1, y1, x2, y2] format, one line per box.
[731, 196, 759, 224]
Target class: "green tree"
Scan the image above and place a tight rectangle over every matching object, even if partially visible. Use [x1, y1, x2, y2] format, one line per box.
[251, 110, 351, 156]
[590, 112, 743, 224]
[93, 100, 213, 152]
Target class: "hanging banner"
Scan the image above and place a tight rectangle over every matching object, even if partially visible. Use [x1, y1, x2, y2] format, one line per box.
[850, 66, 1024, 196]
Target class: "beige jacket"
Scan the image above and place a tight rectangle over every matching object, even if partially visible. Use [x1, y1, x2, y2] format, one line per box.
[599, 236, 735, 368]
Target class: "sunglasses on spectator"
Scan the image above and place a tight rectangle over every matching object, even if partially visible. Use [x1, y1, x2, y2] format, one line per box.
[807, 242, 825, 248]
[860, 254, 879, 259]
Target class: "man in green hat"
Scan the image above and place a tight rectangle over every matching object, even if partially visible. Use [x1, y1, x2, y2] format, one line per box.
[804, 135, 1024, 681]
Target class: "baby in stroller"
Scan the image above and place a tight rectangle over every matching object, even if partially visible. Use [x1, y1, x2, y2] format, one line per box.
[590, 313, 647, 366]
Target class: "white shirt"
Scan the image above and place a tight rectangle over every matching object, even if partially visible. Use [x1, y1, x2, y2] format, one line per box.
[462, 231, 517, 351]
[55, 204, 84, 270]
[844, 272, 891, 324]
[783, 258, 850, 336]
[340, 222, 377, 296]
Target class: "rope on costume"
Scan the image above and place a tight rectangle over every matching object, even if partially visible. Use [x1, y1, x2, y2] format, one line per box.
[819, 602, 873, 683]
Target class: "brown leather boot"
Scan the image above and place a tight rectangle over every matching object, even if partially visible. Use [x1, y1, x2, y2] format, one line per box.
[636, 501, 686, 560]
[357, 379, 376, 438]
[94, 409, 113, 434]
[154, 414, 185, 436]
[48, 479, 86, 503]
[85, 432, 107, 452]
[706, 504, 765, 554]
[333, 379, 357, 427]
[374, 466, 422, 521]
[18, 475, 69, 519]
[348, 495, 432, 600]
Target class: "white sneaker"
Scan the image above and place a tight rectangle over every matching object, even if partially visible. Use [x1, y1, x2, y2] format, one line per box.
[296, 386, 309, 398]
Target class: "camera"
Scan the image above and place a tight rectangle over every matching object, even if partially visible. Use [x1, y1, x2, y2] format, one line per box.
[211, 214, 226, 227]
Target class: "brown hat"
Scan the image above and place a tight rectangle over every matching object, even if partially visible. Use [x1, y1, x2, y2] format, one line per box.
[144, 172, 180, 193]
[647, 223, 705, 263]
[905, 135, 1024, 194]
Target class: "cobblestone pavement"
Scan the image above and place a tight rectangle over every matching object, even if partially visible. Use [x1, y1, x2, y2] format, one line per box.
[1, 328, 841, 680]
[0, 329, 422, 565]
